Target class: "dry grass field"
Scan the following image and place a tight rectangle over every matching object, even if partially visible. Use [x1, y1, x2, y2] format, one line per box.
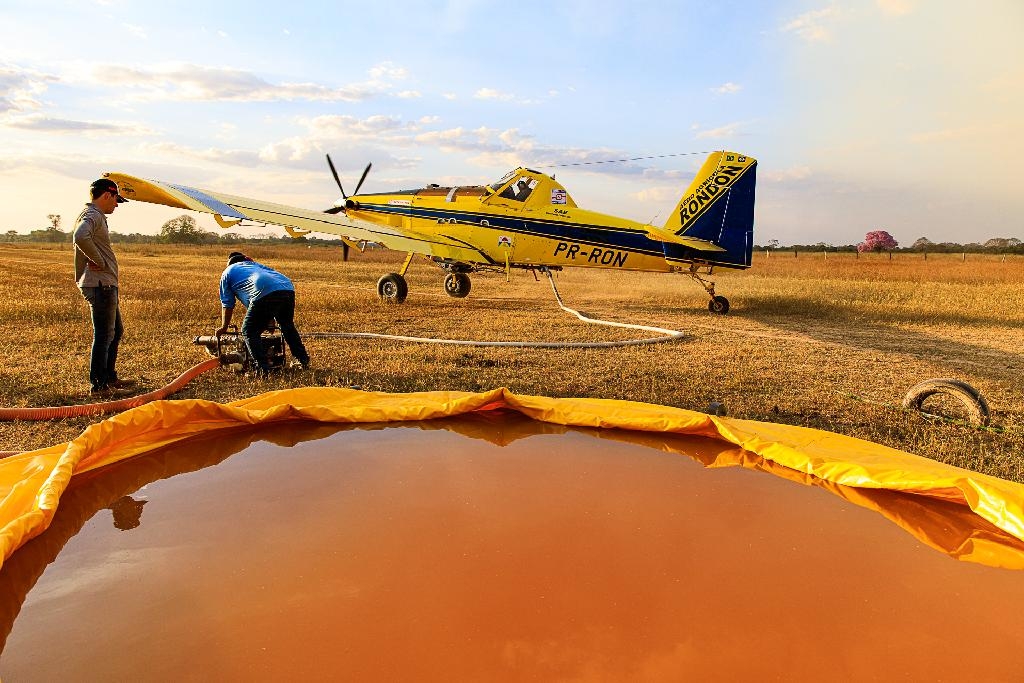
[1, 243, 1021, 481]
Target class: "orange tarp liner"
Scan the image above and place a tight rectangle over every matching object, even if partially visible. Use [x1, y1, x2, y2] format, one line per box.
[1, 387, 1022, 571]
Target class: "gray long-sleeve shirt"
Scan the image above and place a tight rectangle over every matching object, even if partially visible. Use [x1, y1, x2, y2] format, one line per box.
[73, 203, 119, 288]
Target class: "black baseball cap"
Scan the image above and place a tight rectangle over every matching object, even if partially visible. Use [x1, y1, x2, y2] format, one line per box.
[227, 251, 248, 265]
[90, 178, 128, 203]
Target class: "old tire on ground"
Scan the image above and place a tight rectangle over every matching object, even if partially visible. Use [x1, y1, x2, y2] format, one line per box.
[377, 273, 408, 304]
[444, 272, 471, 298]
[708, 296, 730, 315]
[902, 378, 990, 426]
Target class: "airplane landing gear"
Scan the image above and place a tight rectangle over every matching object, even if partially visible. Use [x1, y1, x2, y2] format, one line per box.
[685, 265, 730, 315]
[708, 296, 730, 315]
[377, 273, 408, 303]
[444, 273, 471, 298]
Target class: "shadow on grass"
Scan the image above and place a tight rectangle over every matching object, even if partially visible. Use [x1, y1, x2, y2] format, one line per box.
[738, 294, 1023, 391]
[739, 293, 1024, 330]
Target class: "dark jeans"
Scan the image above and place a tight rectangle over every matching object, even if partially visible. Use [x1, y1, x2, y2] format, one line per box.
[242, 289, 309, 372]
[82, 285, 123, 389]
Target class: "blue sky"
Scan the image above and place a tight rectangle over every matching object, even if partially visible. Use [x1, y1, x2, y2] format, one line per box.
[2, 0, 1021, 245]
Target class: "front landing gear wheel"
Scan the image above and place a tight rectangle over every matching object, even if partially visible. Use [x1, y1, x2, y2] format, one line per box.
[377, 273, 408, 303]
[444, 272, 471, 298]
[708, 296, 730, 315]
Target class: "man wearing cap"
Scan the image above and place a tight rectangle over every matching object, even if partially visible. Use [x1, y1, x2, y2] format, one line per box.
[216, 252, 310, 375]
[73, 178, 129, 395]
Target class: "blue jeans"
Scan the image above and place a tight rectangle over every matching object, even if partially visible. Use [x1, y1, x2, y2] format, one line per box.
[82, 285, 123, 389]
[242, 289, 309, 373]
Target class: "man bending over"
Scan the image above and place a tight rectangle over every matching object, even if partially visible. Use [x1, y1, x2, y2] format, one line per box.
[216, 251, 310, 375]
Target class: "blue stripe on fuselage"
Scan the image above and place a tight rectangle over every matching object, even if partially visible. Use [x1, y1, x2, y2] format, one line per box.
[356, 204, 668, 257]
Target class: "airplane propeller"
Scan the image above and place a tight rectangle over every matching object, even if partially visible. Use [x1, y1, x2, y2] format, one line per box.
[324, 154, 373, 261]
[352, 161, 372, 196]
[325, 154, 371, 213]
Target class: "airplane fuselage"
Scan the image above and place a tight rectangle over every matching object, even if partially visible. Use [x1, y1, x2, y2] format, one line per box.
[345, 171, 740, 274]
[348, 193, 669, 271]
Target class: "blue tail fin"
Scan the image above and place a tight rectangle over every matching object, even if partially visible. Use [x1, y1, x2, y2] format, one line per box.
[660, 151, 756, 269]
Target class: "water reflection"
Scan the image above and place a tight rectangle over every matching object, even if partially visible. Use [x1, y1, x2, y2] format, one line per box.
[0, 421, 348, 654]
[107, 496, 147, 531]
[0, 411, 1022, 676]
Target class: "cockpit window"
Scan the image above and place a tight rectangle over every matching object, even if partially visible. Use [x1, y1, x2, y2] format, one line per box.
[488, 170, 516, 192]
[498, 176, 537, 202]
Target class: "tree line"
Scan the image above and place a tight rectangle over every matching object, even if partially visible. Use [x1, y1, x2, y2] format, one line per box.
[5, 214, 1021, 254]
[2, 214, 342, 246]
[757, 235, 1023, 254]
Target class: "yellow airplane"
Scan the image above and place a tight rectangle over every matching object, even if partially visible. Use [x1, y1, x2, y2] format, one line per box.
[106, 150, 756, 314]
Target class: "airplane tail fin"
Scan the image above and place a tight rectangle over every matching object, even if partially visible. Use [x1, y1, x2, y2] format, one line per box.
[655, 151, 757, 268]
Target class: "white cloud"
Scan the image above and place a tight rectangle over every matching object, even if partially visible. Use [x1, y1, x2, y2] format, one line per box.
[97, 63, 396, 103]
[1, 113, 154, 136]
[142, 141, 261, 167]
[474, 87, 515, 101]
[711, 82, 742, 95]
[304, 113, 411, 139]
[368, 61, 408, 80]
[631, 187, 680, 203]
[0, 65, 56, 114]
[780, 7, 840, 42]
[763, 166, 812, 182]
[693, 121, 746, 139]
[442, 92, 457, 100]
[395, 90, 421, 99]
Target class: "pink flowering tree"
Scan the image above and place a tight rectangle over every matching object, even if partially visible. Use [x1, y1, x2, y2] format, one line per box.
[857, 230, 898, 253]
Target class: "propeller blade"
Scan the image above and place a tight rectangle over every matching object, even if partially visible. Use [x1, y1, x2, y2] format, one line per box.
[323, 205, 345, 214]
[352, 162, 372, 196]
[326, 154, 346, 199]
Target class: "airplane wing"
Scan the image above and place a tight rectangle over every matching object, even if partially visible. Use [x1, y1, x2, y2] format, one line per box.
[103, 172, 489, 263]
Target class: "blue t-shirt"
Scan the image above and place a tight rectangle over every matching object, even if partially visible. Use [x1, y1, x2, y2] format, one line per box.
[219, 260, 294, 308]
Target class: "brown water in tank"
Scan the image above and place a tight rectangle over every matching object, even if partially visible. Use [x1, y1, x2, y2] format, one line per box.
[1, 412, 1022, 681]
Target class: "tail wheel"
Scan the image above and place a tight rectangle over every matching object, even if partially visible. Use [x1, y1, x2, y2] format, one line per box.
[444, 272, 472, 298]
[377, 273, 408, 303]
[708, 295, 730, 315]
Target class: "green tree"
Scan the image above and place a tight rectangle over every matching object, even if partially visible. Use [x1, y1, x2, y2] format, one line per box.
[160, 215, 212, 244]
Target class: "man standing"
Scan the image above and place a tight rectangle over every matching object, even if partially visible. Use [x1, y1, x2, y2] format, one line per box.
[74, 178, 128, 394]
[217, 252, 310, 375]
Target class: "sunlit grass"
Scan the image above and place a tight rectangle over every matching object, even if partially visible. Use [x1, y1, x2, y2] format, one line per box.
[1, 243, 1021, 482]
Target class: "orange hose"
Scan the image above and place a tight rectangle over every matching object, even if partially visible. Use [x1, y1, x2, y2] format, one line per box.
[0, 358, 222, 423]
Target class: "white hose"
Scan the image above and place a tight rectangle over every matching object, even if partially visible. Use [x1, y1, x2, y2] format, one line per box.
[304, 269, 685, 349]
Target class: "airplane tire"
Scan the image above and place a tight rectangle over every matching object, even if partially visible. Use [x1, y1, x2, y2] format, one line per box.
[377, 273, 408, 303]
[902, 378, 990, 426]
[444, 273, 471, 298]
[708, 296, 730, 315]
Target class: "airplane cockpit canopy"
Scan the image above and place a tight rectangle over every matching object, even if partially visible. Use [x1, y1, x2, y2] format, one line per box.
[487, 168, 577, 208]
[488, 170, 517, 192]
